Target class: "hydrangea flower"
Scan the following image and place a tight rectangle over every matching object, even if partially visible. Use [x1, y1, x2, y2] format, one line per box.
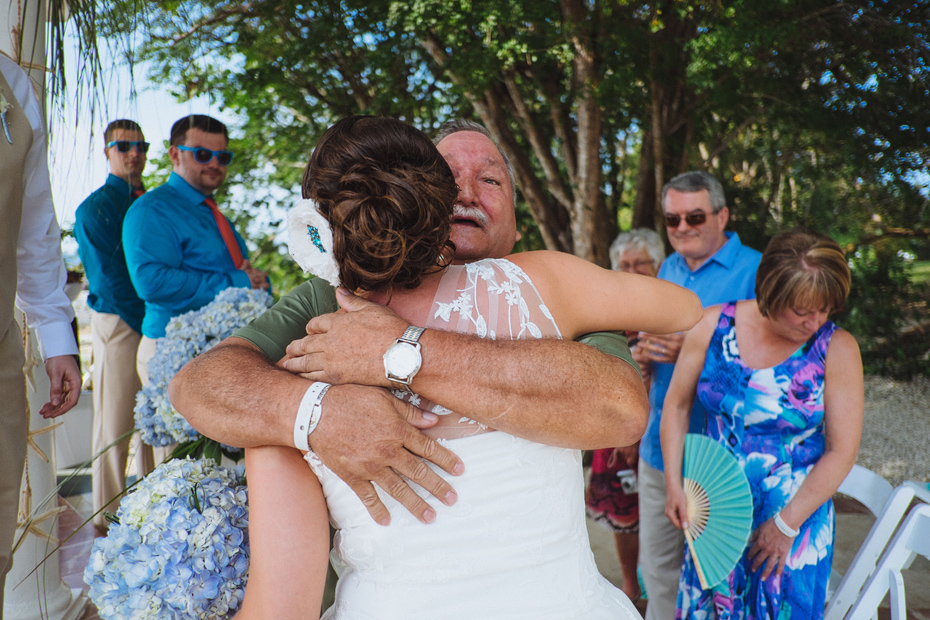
[84, 458, 249, 619]
[134, 287, 273, 447]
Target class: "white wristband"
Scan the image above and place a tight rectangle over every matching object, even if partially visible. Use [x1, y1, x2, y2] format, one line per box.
[773, 511, 799, 538]
[293, 382, 331, 452]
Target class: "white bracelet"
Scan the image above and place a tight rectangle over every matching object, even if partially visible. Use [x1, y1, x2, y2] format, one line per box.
[293, 382, 331, 452]
[773, 511, 799, 538]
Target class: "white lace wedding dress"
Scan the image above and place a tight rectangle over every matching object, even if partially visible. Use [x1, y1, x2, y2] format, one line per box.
[306, 259, 642, 620]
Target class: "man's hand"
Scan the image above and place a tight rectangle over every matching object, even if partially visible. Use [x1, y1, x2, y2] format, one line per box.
[636, 331, 684, 365]
[609, 443, 639, 471]
[308, 383, 464, 525]
[40, 355, 81, 418]
[242, 260, 270, 290]
[282, 288, 407, 385]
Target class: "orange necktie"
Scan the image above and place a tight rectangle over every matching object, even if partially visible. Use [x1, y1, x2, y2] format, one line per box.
[204, 197, 245, 269]
[132, 187, 145, 199]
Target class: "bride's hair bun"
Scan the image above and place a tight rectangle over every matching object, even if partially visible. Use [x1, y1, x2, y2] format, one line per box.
[302, 116, 457, 292]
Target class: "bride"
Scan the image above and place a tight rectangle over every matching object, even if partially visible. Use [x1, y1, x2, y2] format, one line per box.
[235, 116, 702, 619]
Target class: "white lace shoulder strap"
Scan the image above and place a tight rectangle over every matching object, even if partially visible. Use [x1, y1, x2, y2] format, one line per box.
[427, 258, 561, 340]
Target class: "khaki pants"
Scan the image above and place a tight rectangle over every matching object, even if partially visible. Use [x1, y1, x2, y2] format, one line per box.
[136, 335, 173, 466]
[0, 325, 27, 614]
[638, 460, 685, 620]
[91, 312, 153, 527]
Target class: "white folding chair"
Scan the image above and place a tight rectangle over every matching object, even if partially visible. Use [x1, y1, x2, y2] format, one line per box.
[827, 465, 894, 603]
[836, 465, 894, 517]
[844, 504, 930, 620]
[825, 472, 930, 620]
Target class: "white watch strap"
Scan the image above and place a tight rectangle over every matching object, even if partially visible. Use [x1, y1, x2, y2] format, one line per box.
[293, 382, 331, 452]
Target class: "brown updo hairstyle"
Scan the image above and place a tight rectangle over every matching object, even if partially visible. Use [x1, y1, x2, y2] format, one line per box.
[302, 116, 457, 292]
[755, 228, 851, 318]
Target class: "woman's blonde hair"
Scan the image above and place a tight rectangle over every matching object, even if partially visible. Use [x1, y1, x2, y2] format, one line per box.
[755, 229, 851, 317]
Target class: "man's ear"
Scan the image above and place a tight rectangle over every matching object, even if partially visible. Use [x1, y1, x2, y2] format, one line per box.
[168, 145, 181, 168]
[717, 205, 730, 231]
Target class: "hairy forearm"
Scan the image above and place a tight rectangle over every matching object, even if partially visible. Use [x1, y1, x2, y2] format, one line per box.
[169, 338, 309, 448]
[412, 332, 648, 449]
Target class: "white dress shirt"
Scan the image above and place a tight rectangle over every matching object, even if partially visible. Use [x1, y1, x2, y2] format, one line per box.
[1, 53, 77, 359]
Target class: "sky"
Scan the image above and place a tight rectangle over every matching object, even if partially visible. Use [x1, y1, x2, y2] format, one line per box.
[48, 56, 233, 229]
[47, 32, 237, 265]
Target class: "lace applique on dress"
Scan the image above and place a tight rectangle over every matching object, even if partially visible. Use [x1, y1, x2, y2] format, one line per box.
[391, 259, 561, 427]
[431, 259, 560, 341]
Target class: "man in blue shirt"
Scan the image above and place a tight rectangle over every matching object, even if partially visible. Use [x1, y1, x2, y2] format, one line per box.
[74, 119, 153, 531]
[634, 171, 761, 620]
[123, 114, 268, 387]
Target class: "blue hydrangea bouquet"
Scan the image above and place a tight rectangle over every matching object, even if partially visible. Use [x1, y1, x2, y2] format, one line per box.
[134, 287, 273, 457]
[84, 457, 250, 619]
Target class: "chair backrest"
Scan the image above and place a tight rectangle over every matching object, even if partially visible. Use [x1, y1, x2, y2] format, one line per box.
[845, 504, 930, 620]
[825, 482, 917, 620]
[837, 465, 894, 516]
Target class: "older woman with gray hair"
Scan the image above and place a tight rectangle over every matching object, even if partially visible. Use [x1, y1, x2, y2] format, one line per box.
[586, 227, 665, 603]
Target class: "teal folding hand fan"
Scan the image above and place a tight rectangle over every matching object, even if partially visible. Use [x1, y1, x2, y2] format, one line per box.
[682, 433, 753, 590]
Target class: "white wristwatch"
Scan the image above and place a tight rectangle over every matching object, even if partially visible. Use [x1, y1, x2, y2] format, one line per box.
[383, 326, 425, 391]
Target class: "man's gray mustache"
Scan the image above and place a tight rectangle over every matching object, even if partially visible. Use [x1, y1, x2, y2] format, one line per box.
[453, 205, 488, 227]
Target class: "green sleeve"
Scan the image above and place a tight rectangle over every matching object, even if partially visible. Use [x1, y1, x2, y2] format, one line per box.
[232, 279, 339, 362]
[576, 331, 641, 378]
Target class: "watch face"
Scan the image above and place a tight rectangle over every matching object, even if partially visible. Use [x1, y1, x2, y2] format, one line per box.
[385, 343, 420, 377]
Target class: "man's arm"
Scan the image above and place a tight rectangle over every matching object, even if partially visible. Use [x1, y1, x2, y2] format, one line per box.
[172, 280, 647, 524]
[122, 202, 252, 308]
[171, 336, 463, 525]
[284, 289, 648, 449]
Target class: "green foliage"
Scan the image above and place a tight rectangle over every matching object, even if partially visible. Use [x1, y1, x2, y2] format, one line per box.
[92, 0, 930, 370]
[912, 260, 930, 285]
[836, 242, 930, 378]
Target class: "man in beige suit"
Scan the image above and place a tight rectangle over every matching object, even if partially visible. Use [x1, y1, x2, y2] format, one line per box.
[0, 53, 81, 615]
[74, 119, 153, 532]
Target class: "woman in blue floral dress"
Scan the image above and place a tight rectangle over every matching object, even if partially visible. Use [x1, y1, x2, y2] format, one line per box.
[660, 229, 864, 620]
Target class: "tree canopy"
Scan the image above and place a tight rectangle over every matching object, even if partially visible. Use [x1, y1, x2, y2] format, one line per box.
[99, 0, 929, 266]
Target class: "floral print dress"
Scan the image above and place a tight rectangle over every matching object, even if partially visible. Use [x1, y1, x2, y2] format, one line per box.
[677, 302, 837, 620]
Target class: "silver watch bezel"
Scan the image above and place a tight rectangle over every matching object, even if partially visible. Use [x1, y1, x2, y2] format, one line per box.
[383, 326, 424, 390]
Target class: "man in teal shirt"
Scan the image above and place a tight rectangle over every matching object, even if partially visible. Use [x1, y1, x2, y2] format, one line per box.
[123, 114, 268, 385]
[74, 119, 152, 531]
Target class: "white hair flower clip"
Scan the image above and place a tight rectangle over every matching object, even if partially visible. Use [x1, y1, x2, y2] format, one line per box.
[287, 199, 341, 287]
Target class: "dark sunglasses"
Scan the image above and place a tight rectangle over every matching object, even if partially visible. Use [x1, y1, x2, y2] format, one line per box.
[107, 140, 150, 154]
[664, 212, 709, 228]
[176, 145, 235, 166]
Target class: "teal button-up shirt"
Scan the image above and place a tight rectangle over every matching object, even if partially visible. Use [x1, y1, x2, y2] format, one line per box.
[74, 174, 146, 333]
[123, 172, 250, 338]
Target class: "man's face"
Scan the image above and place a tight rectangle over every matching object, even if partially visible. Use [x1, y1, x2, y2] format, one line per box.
[663, 188, 729, 269]
[106, 129, 147, 183]
[169, 127, 229, 195]
[436, 131, 519, 262]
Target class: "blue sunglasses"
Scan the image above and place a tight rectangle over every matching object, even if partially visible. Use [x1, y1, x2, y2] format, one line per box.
[177, 145, 235, 166]
[107, 140, 150, 154]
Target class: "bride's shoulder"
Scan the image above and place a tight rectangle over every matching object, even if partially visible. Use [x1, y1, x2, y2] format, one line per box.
[505, 250, 587, 268]
[504, 251, 600, 284]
